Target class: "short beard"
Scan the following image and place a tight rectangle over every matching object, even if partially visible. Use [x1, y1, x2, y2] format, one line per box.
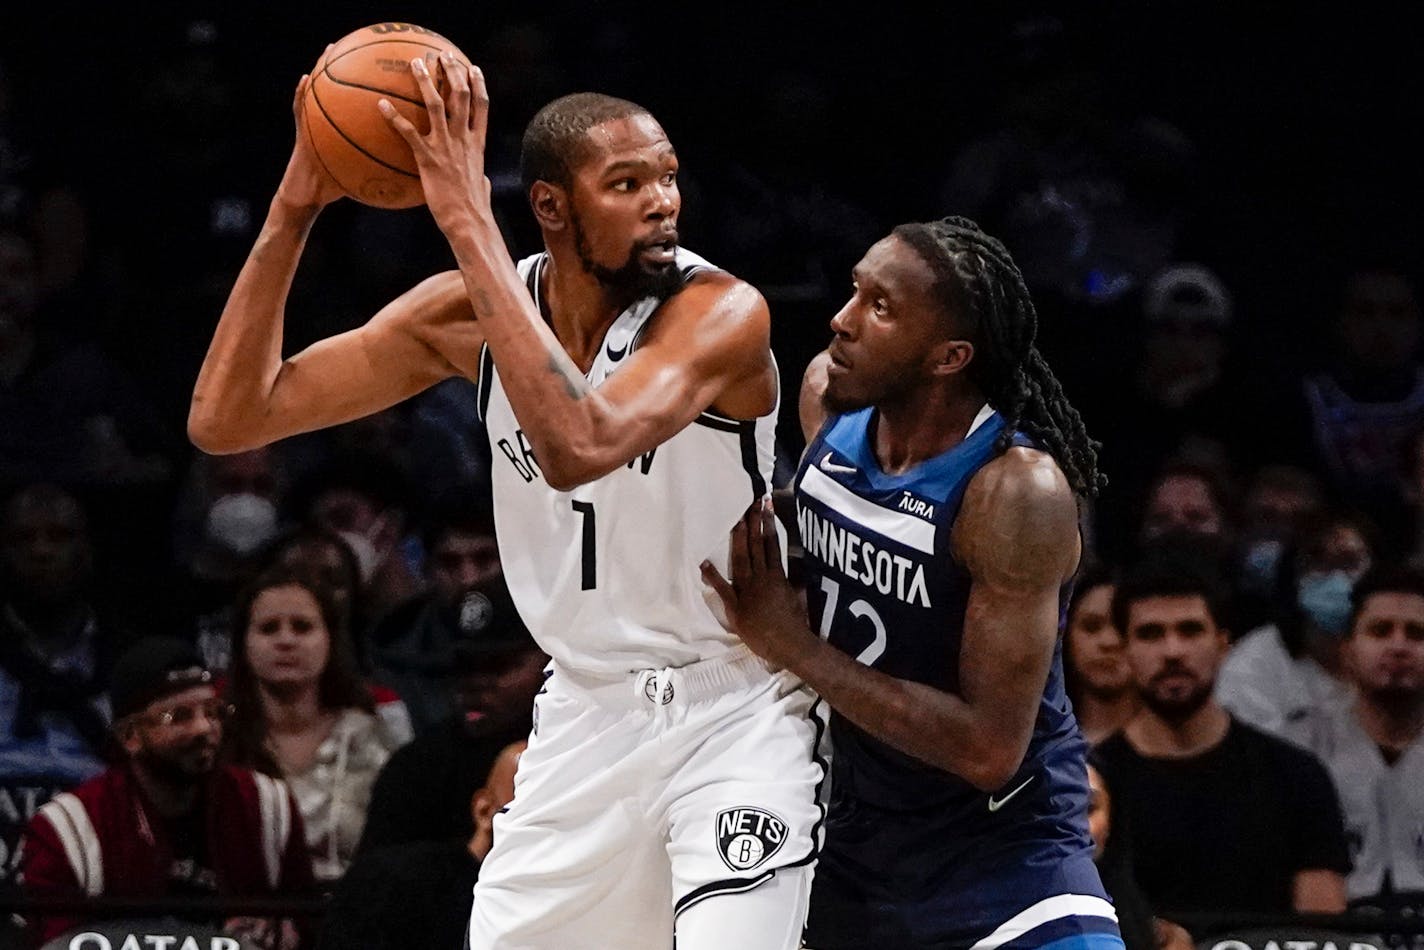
[571, 208, 683, 302]
[135, 743, 213, 787]
[1138, 679, 1214, 725]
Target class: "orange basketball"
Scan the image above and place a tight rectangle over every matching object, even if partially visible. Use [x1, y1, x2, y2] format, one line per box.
[302, 22, 471, 209]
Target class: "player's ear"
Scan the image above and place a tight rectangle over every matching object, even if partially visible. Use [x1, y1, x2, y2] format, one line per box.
[530, 181, 567, 231]
[930, 339, 974, 378]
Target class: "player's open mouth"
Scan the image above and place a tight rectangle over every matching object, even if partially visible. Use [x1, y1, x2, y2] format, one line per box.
[640, 241, 677, 264]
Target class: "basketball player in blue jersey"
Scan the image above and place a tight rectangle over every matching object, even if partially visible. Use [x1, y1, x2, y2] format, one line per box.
[705, 217, 1124, 950]
[191, 56, 823, 950]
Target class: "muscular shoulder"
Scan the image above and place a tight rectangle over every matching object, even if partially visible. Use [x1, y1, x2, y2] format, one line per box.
[643, 268, 772, 381]
[953, 446, 1080, 586]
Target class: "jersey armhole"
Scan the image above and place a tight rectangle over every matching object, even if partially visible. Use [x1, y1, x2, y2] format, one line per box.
[476, 342, 494, 422]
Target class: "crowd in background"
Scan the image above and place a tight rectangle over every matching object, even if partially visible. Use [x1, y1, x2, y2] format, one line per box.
[1, 4, 1422, 948]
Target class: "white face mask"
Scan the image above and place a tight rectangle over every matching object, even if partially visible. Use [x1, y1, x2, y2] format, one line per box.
[205, 493, 278, 556]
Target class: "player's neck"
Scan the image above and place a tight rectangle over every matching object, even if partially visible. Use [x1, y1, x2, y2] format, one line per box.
[1125, 699, 1230, 758]
[871, 391, 982, 475]
[543, 252, 633, 371]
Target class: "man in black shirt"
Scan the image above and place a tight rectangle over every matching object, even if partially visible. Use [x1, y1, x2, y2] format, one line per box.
[1094, 549, 1351, 917]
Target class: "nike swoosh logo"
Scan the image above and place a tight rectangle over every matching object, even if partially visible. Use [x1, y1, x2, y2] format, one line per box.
[819, 452, 857, 475]
[987, 775, 1035, 812]
[607, 340, 629, 362]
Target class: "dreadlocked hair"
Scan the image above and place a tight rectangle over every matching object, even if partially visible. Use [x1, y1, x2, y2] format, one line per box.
[891, 215, 1106, 497]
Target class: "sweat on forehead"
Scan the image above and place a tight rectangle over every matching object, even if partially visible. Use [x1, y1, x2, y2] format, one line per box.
[520, 92, 655, 189]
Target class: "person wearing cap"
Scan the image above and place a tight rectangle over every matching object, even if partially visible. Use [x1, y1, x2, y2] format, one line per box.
[16, 636, 314, 949]
[356, 595, 545, 856]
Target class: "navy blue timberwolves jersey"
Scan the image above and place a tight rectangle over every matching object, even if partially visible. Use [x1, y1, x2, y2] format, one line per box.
[796, 406, 1116, 950]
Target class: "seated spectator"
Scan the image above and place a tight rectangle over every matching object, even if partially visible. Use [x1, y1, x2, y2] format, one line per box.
[285, 452, 424, 632]
[1233, 464, 1326, 632]
[263, 524, 370, 667]
[168, 448, 287, 674]
[1216, 508, 1379, 739]
[1064, 566, 1138, 744]
[369, 490, 503, 734]
[1085, 761, 1191, 950]
[1138, 459, 1237, 553]
[319, 739, 525, 950]
[1094, 552, 1350, 916]
[221, 564, 407, 886]
[357, 607, 546, 855]
[1293, 564, 1424, 909]
[0, 484, 128, 883]
[18, 637, 312, 948]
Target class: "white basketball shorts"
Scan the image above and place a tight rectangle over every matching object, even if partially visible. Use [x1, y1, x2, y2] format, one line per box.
[467, 644, 829, 950]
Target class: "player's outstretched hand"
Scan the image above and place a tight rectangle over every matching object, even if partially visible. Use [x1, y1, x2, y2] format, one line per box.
[379, 53, 495, 233]
[702, 499, 817, 671]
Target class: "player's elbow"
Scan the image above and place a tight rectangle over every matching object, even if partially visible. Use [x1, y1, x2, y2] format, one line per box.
[957, 738, 1029, 793]
[187, 402, 256, 456]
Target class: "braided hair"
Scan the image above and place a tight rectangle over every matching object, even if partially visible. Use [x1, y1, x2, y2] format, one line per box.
[892, 216, 1105, 497]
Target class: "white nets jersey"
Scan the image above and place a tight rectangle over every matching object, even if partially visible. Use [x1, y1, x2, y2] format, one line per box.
[476, 249, 778, 675]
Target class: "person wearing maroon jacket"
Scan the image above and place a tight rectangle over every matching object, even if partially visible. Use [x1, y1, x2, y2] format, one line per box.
[17, 637, 314, 949]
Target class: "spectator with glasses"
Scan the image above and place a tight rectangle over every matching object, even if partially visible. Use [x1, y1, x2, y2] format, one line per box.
[17, 637, 314, 948]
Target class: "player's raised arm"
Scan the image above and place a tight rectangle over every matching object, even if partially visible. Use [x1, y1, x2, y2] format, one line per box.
[382, 56, 774, 490]
[799, 350, 833, 446]
[188, 76, 482, 455]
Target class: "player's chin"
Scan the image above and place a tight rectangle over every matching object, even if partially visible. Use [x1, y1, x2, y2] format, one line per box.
[820, 379, 870, 416]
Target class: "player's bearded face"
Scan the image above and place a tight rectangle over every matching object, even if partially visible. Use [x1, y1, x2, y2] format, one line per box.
[571, 205, 683, 302]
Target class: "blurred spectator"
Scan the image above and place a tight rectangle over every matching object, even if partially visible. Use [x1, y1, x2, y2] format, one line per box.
[18, 637, 312, 949]
[368, 490, 503, 734]
[0, 224, 172, 493]
[1085, 761, 1192, 950]
[221, 565, 407, 886]
[1281, 264, 1424, 540]
[168, 448, 287, 674]
[1095, 552, 1350, 915]
[358, 609, 546, 854]
[938, 15, 1196, 308]
[1138, 459, 1236, 551]
[319, 739, 525, 950]
[1064, 566, 1138, 745]
[263, 525, 365, 666]
[1233, 464, 1326, 630]
[1216, 508, 1379, 739]
[1293, 565, 1424, 909]
[1092, 264, 1246, 552]
[0, 484, 128, 882]
[285, 452, 424, 632]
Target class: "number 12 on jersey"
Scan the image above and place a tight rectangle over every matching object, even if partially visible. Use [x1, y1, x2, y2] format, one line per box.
[572, 500, 596, 590]
[818, 576, 886, 665]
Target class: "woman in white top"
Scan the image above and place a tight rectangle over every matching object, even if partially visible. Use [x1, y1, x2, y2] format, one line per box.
[223, 563, 408, 885]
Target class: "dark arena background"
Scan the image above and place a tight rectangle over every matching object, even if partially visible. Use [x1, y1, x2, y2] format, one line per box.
[1, 2, 1422, 949]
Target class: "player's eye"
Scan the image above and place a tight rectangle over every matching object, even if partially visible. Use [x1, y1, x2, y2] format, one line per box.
[872, 298, 890, 316]
[660, 171, 677, 185]
[612, 178, 637, 192]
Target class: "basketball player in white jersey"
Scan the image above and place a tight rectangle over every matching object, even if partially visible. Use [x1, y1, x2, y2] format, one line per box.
[189, 52, 824, 950]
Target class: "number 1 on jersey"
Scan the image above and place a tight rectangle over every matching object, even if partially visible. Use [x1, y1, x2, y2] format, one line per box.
[572, 500, 596, 590]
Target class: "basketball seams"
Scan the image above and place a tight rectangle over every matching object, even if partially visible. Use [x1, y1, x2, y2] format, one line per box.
[305, 86, 419, 179]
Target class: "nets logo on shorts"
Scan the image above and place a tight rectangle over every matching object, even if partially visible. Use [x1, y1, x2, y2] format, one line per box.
[716, 806, 787, 872]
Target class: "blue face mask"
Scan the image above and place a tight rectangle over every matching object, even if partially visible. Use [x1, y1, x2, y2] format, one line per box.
[1297, 570, 1356, 637]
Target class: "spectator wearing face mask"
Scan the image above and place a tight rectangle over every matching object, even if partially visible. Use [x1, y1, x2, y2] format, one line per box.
[284, 451, 423, 641]
[1216, 508, 1380, 741]
[167, 448, 288, 675]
